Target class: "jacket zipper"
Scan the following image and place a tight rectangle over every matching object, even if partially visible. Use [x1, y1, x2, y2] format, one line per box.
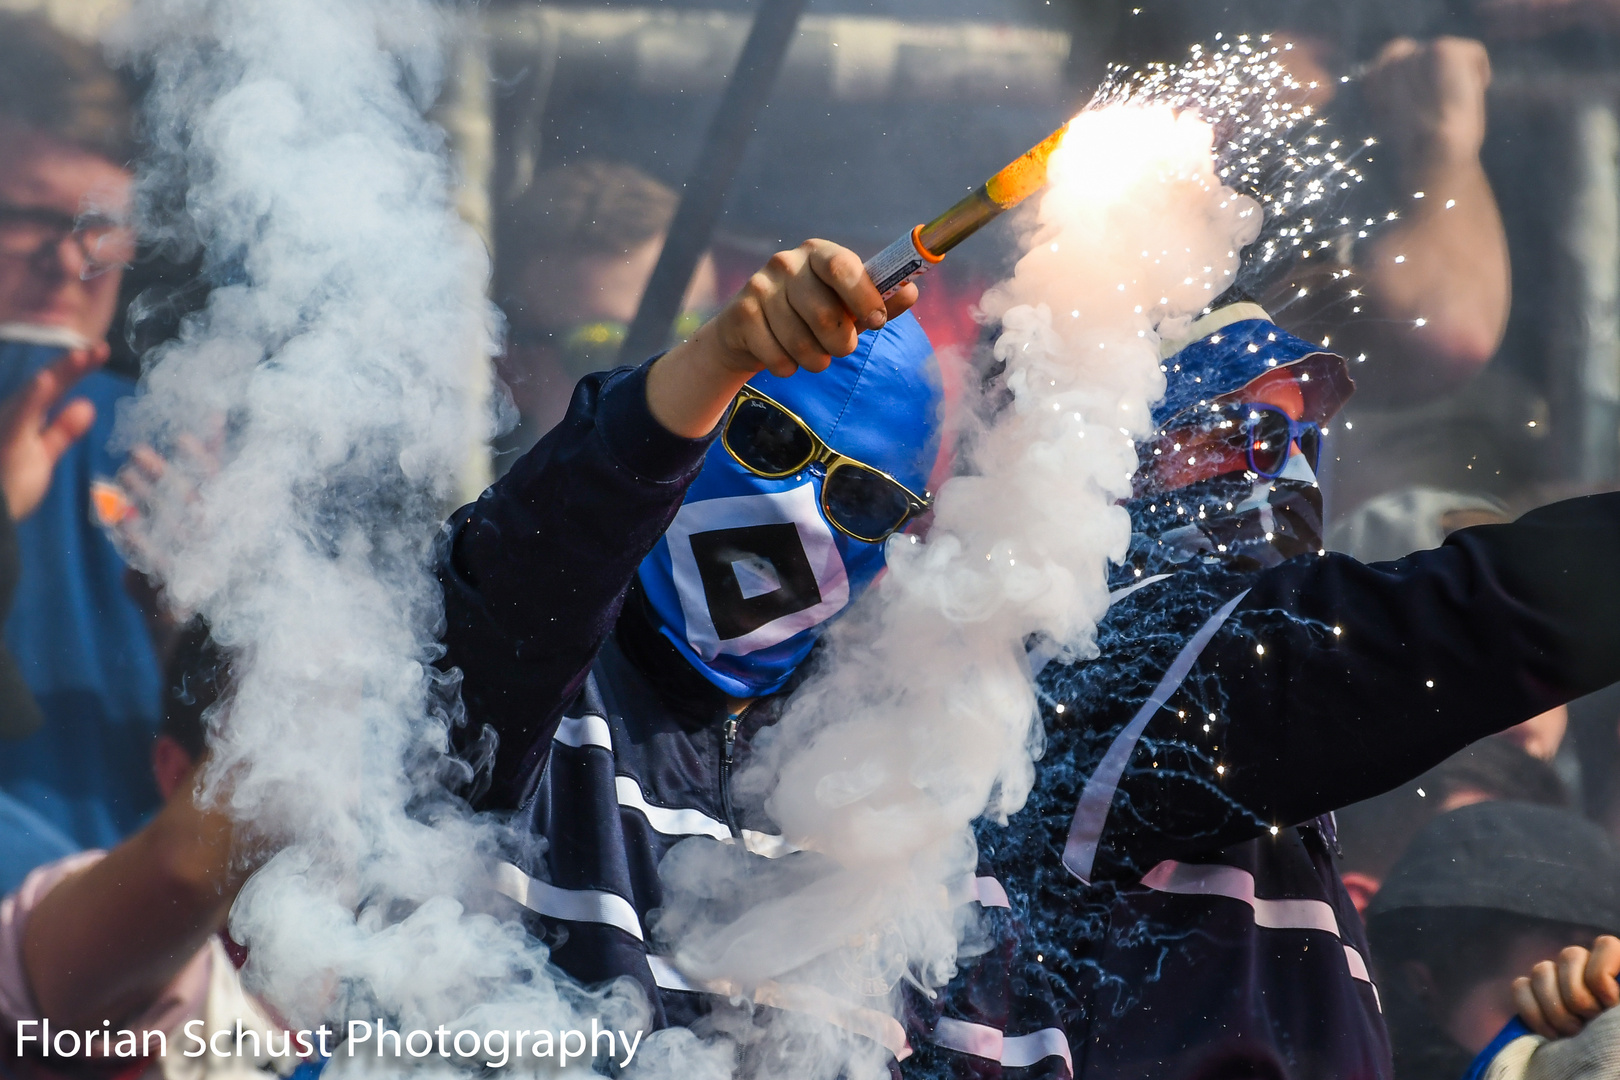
[719, 708, 748, 838]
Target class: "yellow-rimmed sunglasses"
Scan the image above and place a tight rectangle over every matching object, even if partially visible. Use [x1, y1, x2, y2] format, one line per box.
[720, 385, 932, 543]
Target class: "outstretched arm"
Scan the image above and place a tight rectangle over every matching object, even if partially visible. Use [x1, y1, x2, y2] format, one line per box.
[1087, 493, 1620, 878]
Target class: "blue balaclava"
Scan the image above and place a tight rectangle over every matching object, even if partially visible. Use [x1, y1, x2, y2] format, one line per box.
[638, 311, 942, 697]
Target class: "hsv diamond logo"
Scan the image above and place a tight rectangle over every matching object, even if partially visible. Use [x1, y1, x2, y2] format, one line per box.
[666, 483, 850, 659]
[689, 523, 822, 642]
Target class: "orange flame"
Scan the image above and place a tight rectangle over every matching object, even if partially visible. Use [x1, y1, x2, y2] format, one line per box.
[985, 123, 1071, 210]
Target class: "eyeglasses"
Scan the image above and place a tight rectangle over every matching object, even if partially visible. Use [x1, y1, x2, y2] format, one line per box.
[0, 204, 135, 279]
[721, 385, 932, 543]
[507, 311, 707, 377]
[1166, 400, 1322, 479]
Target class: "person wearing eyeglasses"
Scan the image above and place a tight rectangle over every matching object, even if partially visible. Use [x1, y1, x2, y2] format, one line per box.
[0, 15, 165, 883]
[494, 161, 721, 450]
[437, 235, 935, 1056]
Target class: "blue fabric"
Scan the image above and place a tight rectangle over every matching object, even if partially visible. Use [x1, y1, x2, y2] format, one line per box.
[637, 470, 890, 698]
[0, 341, 162, 851]
[1461, 1018, 1534, 1080]
[1154, 317, 1352, 427]
[747, 311, 940, 498]
[637, 312, 941, 697]
[0, 788, 77, 895]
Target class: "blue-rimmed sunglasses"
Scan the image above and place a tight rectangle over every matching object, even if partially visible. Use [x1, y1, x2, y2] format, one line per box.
[1171, 400, 1322, 479]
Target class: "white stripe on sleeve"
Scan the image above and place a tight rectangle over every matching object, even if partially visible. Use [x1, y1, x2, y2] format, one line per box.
[553, 713, 613, 750]
[1107, 573, 1173, 605]
[975, 876, 1011, 909]
[647, 954, 700, 993]
[615, 776, 733, 841]
[932, 1017, 1003, 1060]
[614, 775, 800, 856]
[493, 861, 644, 941]
[948, 874, 1013, 910]
[1062, 590, 1249, 884]
[1003, 1028, 1075, 1071]
[1143, 860, 1339, 934]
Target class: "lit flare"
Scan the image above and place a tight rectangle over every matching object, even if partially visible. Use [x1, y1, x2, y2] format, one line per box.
[863, 121, 1071, 298]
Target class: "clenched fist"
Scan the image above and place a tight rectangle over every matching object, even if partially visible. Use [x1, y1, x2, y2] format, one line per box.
[646, 239, 919, 438]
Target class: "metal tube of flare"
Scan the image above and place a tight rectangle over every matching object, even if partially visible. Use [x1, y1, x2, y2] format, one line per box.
[864, 122, 1069, 298]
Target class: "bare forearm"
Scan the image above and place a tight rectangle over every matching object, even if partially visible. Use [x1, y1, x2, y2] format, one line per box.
[1358, 154, 1510, 368]
[1323, 35, 1506, 397]
[642, 241, 916, 439]
[21, 792, 240, 1026]
[645, 325, 756, 439]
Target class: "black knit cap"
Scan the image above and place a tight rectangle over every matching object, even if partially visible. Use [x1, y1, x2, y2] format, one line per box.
[1367, 801, 1620, 932]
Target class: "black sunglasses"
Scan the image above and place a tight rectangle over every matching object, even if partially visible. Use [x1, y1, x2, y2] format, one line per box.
[721, 386, 932, 543]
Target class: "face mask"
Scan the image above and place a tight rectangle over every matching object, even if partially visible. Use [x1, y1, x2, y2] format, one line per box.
[637, 312, 942, 698]
[637, 470, 888, 697]
[1131, 454, 1324, 572]
[1137, 304, 1350, 571]
[1211, 451, 1325, 566]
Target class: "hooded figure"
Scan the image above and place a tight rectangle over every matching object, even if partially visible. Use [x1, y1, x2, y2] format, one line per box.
[1133, 301, 1352, 570]
[636, 317, 940, 698]
[440, 313, 941, 1045]
[900, 302, 1620, 1080]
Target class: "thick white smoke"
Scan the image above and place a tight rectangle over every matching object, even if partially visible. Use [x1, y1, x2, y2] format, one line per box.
[103, 2, 1283, 1072]
[653, 105, 1261, 1077]
[107, 0, 641, 1063]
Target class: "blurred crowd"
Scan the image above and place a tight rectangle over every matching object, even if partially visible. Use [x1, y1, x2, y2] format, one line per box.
[7, 1, 1620, 1078]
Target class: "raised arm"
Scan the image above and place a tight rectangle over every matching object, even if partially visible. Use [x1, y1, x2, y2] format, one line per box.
[17, 762, 242, 1028]
[1272, 38, 1509, 404]
[442, 240, 915, 807]
[1353, 39, 1509, 391]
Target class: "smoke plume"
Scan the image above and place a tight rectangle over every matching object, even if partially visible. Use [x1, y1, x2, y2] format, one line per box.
[104, 6, 1337, 1075]
[107, 0, 641, 1062]
[650, 101, 1264, 1078]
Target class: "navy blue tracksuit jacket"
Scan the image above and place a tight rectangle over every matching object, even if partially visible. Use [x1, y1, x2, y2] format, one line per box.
[440, 362, 1620, 1079]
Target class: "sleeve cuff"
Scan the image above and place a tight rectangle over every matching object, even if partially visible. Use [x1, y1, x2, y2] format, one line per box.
[596, 357, 718, 483]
